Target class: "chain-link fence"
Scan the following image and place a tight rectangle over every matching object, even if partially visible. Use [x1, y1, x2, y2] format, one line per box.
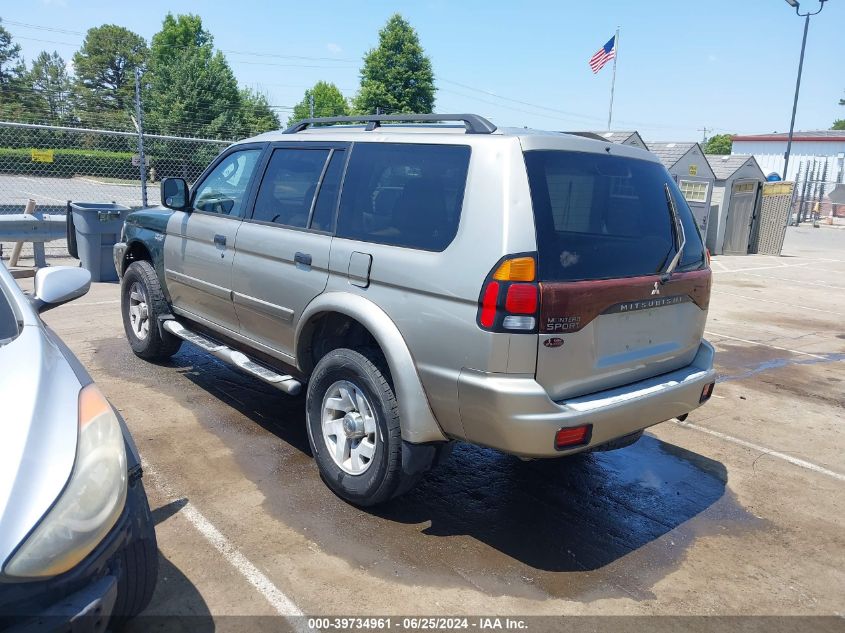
[0, 120, 230, 262]
[790, 156, 845, 225]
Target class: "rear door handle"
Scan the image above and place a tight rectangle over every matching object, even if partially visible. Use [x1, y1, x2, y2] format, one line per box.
[214, 234, 226, 247]
[294, 252, 312, 267]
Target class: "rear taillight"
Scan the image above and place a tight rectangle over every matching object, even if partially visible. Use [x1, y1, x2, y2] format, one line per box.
[477, 254, 539, 333]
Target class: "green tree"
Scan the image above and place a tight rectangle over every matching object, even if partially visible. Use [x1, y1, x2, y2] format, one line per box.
[144, 13, 242, 138]
[288, 81, 349, 125]
[0, 19, 27, 119]
[239, 88, 280, 136]
[833, 120, 845, 130]
[704, 133, 733, 155]
[28, 51, 72, 124]
[353, 14, 435, 115]
[72, 24, 148, 127]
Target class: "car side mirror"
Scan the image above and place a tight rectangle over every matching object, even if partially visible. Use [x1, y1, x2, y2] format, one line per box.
[161, 178, 189, 210]
[32, 266, 91, 313]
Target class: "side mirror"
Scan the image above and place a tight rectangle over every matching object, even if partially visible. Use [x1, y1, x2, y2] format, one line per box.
[161, 178, 189, 210]
[32, 267, 91, 313]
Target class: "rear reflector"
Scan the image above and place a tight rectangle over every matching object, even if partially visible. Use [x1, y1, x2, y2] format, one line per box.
[480, 281, 499, 328]
[555, 425, 591, 449]
[505, 283, 538, 314]
[700, 382, 715, 403]
[493, 257, 535, 282]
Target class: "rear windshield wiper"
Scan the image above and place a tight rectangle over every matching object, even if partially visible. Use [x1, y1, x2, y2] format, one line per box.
[662, 183, 686, 281]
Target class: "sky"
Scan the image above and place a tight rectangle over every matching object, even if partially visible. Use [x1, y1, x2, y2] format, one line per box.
[2, 0, 843, 142]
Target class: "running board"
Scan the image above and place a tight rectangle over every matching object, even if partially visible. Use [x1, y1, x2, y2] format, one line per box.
[162, 320, 302, 396]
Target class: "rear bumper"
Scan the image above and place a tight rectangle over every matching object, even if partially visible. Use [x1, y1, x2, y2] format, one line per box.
[457, 340, 716, 458]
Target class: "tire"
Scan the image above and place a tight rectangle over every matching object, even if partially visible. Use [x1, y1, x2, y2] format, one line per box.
[306, 347, 425, 506]
[121, 260, 182, 360]
[111, 481, 158, 627]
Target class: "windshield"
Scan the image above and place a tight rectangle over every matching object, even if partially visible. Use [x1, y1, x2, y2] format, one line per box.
[525, 150, 706, 282]
[0, 286, 19, 345]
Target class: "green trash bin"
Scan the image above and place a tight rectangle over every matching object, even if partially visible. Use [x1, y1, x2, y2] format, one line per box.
[70, 202, 130, 282]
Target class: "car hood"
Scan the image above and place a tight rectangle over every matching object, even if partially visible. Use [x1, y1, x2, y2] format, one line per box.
[0, 323, 81, 568]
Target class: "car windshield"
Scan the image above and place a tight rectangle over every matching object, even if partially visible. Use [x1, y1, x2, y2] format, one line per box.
[0, 285, 19, 345]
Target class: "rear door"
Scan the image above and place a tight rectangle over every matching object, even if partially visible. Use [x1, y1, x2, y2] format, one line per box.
[164, 145, 264, 333]
[230, 143, 347, 360]
[524, 150, 710, 401]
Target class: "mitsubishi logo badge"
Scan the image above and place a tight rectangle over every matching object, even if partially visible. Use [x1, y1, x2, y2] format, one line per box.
[651, 282, 661, 296]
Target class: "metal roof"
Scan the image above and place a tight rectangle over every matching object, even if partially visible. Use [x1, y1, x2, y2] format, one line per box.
[705, 154, 761, 180]
[733, 131, 845, 142]
[648, 142, 697, 168]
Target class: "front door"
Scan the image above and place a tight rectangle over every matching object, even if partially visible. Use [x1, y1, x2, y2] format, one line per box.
[723, 180, 759, 255]
[231, 144, 347, 361]
[164, 146, 264, 333]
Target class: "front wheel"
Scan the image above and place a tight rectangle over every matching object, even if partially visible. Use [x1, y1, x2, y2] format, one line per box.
[121, 260, 182, 361]
[307, 348, 433, 506]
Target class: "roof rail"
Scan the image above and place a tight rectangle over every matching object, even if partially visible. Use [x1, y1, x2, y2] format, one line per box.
[283, 113, 497, 135]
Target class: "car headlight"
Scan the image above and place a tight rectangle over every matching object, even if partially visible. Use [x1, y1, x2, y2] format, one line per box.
[4, 384, 128, 578]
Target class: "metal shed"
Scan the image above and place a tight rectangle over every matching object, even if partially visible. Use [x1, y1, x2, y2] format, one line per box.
[648, 142, 715, 234]
[704, 154, 765, 255]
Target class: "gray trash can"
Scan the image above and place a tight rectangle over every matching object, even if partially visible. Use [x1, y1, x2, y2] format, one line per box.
[70, 202, 130, 282]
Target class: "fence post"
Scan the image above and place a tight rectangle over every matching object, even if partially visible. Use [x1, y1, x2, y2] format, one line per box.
[9, 198, 38, 267]
[134, 68, 148, 208]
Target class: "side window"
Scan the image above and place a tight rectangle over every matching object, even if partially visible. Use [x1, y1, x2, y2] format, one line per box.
[336, 143, 471, 251]
[253, 148, 330, 227]
[310, 150, 346, 232]
[193, 149, 262, 217]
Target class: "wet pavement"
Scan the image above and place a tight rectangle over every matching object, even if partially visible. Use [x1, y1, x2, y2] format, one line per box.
[30, 226, 845, 621]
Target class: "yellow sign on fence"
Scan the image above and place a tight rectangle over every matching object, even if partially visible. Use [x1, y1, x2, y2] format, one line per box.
[31, 149, 54, 163]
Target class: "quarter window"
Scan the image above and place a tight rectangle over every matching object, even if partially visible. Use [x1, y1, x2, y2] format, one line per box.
[679, 180, 709, 203]
[253, 148, 330, 227]
[336, 143, 471, 251]
[193, 149, 262, 217]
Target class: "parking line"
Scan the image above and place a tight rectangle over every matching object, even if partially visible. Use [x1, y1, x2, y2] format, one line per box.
[142, 461, 308, 629]
[674, 420, 845, 482]
[712, 262, 811, 274]
[705, 330, 828, 360]
[710, 289, 843, 316]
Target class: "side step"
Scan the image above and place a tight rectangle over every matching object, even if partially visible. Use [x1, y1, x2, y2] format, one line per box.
[162, 320, 302, 396]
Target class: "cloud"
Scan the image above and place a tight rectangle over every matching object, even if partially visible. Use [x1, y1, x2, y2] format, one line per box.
[708, 54, 718, 62]
[326, 43, 343, 54]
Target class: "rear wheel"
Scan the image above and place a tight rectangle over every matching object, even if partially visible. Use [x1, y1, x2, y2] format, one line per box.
[306, 348, 435, 506]
[121, 261, 181, 360]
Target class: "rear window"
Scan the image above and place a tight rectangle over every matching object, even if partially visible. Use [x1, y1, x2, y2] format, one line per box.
[524, 150, 705, 282]
[336, 143, 471, 251]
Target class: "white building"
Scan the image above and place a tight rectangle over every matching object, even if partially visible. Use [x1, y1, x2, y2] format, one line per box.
[731, 131, 845, 183]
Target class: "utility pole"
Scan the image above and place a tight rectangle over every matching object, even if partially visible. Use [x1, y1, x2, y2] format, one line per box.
[309, 94, 315, 118]
[698, 126, 710, 144]
[134, 67, 148, 208]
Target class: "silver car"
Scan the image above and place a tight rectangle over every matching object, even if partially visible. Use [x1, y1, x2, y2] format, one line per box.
[0, 263, 157, 631]
[113, 113, 716, 506]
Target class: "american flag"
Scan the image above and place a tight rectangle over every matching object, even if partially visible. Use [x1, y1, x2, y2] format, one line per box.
[589, 35, 616, 74]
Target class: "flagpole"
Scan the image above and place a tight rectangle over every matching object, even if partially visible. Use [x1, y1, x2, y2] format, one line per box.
[607, 26, 620, 130]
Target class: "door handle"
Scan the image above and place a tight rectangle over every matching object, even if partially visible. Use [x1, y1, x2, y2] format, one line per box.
[294, 252, 312, 267]
[214, 234, 227, 247]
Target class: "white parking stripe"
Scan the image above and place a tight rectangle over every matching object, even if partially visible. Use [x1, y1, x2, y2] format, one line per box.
[142, 461, 308, 629]
[711, 289, 843, 316]
[705, 330, 828, 360]
[712, 261, 811, 274]
[674, 421, 845, 482]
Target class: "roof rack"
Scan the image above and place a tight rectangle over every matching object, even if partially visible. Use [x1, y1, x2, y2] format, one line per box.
[283, 113, 497, 135]
[564, 131, 609, 142]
